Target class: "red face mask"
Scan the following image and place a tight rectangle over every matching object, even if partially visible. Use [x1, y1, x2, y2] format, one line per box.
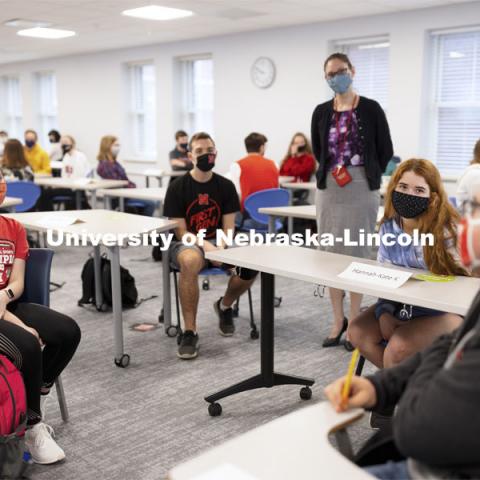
[458, 216, 480, 268]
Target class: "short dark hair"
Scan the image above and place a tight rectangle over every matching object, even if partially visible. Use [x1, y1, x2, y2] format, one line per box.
[175, 130, 188, 141]
[24, 129, 38, 139]
[0, 130, 8, 137]
[48, 129, 61, 142]
[323, 52, 353, 72]
[189, 132, 215, 151]
[245, 132, 267, 153]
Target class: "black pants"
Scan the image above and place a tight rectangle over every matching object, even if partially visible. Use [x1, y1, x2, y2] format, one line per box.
[0, 303, 81, 424]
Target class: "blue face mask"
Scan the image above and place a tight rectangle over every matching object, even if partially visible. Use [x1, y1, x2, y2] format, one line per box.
[327, 73, 353, 94]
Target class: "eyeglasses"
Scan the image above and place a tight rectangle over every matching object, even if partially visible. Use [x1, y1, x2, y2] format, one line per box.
[325, 68, 349, 80]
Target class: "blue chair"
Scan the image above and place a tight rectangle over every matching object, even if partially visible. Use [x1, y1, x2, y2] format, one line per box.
[18, 248, 69, 422]
[5, 181, 41, 212]
[241, 188, 291, 232]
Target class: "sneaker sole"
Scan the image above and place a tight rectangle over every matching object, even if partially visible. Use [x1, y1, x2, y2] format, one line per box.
[29, 453, 66, 465]
[177, 350, 198, 359]
[214, 301, 235, 337]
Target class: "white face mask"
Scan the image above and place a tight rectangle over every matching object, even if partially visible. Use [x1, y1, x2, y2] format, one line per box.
[111, 146, 120, 157]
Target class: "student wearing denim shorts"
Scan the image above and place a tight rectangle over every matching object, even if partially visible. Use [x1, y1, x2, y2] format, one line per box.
[348, 159, 469, 369]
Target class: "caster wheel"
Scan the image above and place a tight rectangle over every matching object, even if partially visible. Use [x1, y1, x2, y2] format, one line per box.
[274, 297, 282, 308]
[158, 308, 164, 323]
[167, 325, 180, 338]
[202, 280, 210, 291]
[300, 386, 312, 400]
[97, 303, 108, 312]
[208, 403, 222, 417]
[250, 329, 259, 340]
[114, 354, 130, 368]
[232, 307, 239, 318]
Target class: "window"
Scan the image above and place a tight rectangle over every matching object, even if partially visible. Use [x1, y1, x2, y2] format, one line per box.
[176, 56, 214, 136]
[126, 62, 156, 160]
[430, 29, 480, 174]
[333, 37, 390, 110]
[0, 75, 23, 138]
[34, 72, 58, 146]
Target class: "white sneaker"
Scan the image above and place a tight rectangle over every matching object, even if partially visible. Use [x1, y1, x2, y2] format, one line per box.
[25, 422, 65, 464]
[40, 394, 49, 420]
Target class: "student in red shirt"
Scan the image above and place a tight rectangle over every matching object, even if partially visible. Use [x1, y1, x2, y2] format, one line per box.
[279, 132, 315, 183]
[0, 171, 81, 465]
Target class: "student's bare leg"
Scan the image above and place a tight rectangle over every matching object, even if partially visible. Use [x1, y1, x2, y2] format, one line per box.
[384, 313, 462, 368]
[222, 275, 256, 307]
[177, 248, 204, 332]
[348, 305, 385, 368]
[328, 287, 346, 337]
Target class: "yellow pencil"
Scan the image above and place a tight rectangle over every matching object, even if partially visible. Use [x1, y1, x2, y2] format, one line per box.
[341, 348, 359, 407]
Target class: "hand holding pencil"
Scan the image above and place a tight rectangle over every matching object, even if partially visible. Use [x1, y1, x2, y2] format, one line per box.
[324, 349, 377, 412]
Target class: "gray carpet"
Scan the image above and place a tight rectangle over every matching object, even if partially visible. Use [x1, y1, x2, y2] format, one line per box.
[28, 244, 378, 479]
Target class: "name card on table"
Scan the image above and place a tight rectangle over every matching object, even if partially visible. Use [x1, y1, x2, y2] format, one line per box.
[338, 262, 412, 289]
[36, 216, 85, 229]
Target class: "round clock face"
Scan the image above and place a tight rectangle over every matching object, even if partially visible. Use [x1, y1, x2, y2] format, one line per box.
[251, 57, 276, 89]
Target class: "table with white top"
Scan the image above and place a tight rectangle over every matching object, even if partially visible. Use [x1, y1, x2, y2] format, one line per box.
[168, 402, 370, 480]
[203, 244, 480, 415]
[98, 187, 167, 215]
[260, 204, 385, 235]
[4, 209, 178, 367]
[127, 168, 187, 187]
[34, 177, 128, 209]
[1, 196, 23, 212]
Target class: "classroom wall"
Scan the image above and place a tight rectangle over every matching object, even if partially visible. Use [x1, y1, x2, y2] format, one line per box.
[0, 1, 479, 181]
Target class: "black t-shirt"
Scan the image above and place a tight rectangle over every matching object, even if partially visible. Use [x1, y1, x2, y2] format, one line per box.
[163, 172, 239, 239]
[169, 148, 192, 171]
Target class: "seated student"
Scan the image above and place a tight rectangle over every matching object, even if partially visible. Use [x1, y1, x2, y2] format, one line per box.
[279, 132, 315, 183]
[1, 138, 35, 181]
[24, 129, 51, 175]
[96, 135, 156, 216]
[163, 132, 258, 360]
[0, 171, 81, 464]
[324, 187, 480, 479]
[348, 159, 467, 369]
[456, 138, 480, 207]
[230, 132, 279, 226]
[0, 130, 8, 156]
[48, 129, 63, 163]
[169, 130, 192, 172]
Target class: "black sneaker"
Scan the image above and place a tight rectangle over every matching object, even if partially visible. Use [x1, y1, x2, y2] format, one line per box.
[177, 330, 199, 359]
[214, 298, 235, 336]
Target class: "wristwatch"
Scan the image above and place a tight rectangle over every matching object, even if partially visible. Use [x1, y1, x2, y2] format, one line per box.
[4, 288, 14, 300]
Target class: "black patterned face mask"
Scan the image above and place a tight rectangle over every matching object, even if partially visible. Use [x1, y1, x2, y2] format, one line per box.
[392, 190, 429, 219]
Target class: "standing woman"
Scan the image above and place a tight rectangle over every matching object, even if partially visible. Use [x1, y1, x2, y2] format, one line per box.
[311, 53, 393, 350]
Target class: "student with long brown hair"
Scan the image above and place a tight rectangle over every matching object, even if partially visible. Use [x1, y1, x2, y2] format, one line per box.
[348, 159, 468, 370]
[1, 139, 34, 181]
[279, 132, 315, 183]
[97, 135, 156, 216]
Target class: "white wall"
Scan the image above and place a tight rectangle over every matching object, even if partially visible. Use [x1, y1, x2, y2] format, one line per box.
[0, 1, 479, 184]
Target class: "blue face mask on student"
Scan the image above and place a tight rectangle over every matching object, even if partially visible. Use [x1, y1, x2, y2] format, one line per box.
[327, 73, 353, 94]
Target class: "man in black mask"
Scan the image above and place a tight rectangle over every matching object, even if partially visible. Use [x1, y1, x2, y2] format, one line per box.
[324, 183, 480, 479]
[169, 130, 192, 172]
[163, 132, 258, 360]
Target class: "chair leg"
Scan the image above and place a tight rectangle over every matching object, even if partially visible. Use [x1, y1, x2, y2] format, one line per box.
[55, 376, 69, 422]
[233, 297, 240, 318]
[173, 271, 181, 332]
[247, 288, 258, 339]
[355, 355, 365, 376]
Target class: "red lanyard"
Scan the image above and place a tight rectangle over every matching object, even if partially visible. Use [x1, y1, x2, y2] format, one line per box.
[334, 95, 357, 166]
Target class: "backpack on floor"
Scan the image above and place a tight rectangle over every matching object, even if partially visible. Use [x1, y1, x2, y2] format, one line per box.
[78, 256, 138, 309]
[0, 355, 28, 479]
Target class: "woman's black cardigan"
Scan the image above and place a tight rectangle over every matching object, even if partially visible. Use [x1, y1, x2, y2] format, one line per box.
[311, 96, 394, 190]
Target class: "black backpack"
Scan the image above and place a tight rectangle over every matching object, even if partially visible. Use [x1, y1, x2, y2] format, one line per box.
[78, 256, 138, 309]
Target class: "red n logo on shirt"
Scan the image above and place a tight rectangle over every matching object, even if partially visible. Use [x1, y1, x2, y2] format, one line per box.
[198, 193, 209, 205]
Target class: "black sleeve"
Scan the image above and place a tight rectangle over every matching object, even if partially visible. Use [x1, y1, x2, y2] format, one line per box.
[163, 181, 185, 219]
[374, 101, 394, 172]
[221, 178, 240, 215]
[168, 150, 175, 160]
[367, 333, 454, 412]
[311, 105, 322, 162]
[393, 332, 480, 467]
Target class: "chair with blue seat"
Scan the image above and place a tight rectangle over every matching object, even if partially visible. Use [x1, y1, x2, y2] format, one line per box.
[18, 248, 69, 422]
[5, 181, 41, 212]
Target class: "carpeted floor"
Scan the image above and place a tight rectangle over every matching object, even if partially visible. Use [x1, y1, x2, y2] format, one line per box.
[28, 244, 378, 479]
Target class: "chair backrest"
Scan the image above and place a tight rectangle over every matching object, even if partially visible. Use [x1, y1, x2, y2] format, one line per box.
[18, 248, 54, 307]
[448, 196, 458, 208]
[244, 188, 291, 225]
[5, 181, 42, 212]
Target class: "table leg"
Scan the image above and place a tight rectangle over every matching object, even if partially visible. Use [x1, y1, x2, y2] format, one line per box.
[158, 177, 163, 188]
[162, 247, 172, 334]
[75, 191, 81, 210]
[119, 198, 125, 212]
[268, 215, 276, 235]
[91, 191, 97, 209]
[146, 176, 150, 188]
[287, 189, 293, 236]
[106, 196, 112, 210]
[93, 246, 104, 310]
[204, 272, 314, 408]
[109, 245, 129, 367]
